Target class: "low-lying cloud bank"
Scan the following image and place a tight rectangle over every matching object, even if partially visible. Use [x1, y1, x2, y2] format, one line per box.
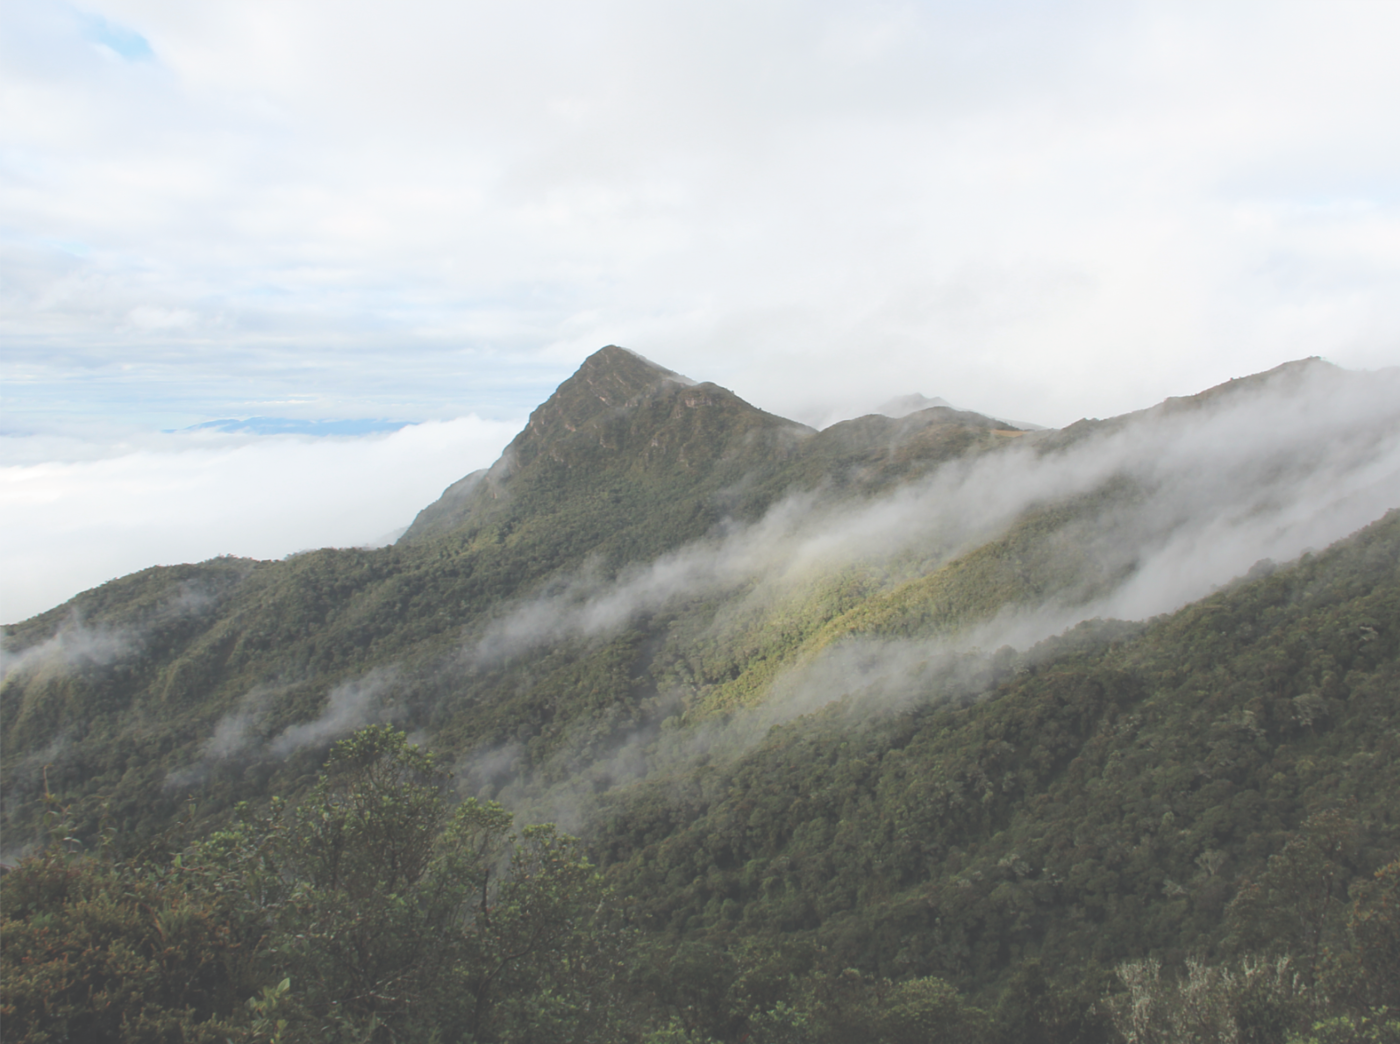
[0, 415, 521, 623]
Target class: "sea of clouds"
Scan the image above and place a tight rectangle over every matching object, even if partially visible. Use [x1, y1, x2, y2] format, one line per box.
[0, 415, 521, 622]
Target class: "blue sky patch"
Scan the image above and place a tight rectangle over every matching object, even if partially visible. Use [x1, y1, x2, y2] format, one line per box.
[80, 11, 153, 61]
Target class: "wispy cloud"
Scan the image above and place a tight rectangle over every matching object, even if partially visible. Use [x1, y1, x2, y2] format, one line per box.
[469, 361, 1400, 688]
[428, 362, 1400, 829]
[0, 614, 134, 683]
[165, 668, 401, 788]
[267, 668, 399, 758]
[163, 685, 274, 788]
[0, 575, 240, 688]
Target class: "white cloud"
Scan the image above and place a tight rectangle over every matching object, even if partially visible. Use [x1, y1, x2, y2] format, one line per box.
[268, 667, 397, 757]
[4, 0, 1400, 622]
[0, 415, 520, 621]
[467, 360, 1400, 673]
[0, 612, 134, 682]
[2, 0, 1397, 432]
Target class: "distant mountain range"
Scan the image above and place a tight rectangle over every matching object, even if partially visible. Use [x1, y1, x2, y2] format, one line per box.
[4, 345, 1398, 1040]
[173, 416, 412, 436]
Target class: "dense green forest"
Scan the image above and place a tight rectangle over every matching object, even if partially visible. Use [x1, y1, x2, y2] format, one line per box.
[3, 347, 1399, 1042]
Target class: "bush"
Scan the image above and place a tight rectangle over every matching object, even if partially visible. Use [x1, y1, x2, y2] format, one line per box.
[1108, 956, 1311, 1044]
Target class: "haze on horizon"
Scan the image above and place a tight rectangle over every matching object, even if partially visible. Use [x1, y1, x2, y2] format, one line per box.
[3, 0, 1400, 620]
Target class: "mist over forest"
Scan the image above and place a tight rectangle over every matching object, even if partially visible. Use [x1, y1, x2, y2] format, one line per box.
[3, 347, 1398, 1044]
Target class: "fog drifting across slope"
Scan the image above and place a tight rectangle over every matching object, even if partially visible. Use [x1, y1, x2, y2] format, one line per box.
[0, 415, 521, 623]
[451, 362, 1400, 823]
[0, 616, 134, 685]
[760, 363, 1400, 692]
[469, 362, 1400, 673]
[144, 361, 1400, 824]
[0, 579, 221, 684]
[165, 666, 404, 787]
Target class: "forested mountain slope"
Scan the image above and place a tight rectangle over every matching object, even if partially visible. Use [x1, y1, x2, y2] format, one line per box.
[2, 349, 1397, 853]
[0, 347, 1031, 845]
[595, 509, 1400, 1006]
[3, 346, 1400, 1042]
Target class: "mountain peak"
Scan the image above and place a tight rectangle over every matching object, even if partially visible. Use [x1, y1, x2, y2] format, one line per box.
[520, 346, 694, 446]
[581, 345, 694, 386]
[568, 344, 694, 404]
[399, 346, 805, 543]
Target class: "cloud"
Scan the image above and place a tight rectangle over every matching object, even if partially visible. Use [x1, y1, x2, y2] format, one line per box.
[462, 361, 1399, 827]
[268, 668, 398, 757]
[202, 701, 262, 761]
[164, 668, 398, 786]
[162, 685, 272, 787]
[469, 361, 1400, 686]
[1, 578, 233, 687]
[2, 0, 1398, 434]
[738, 364, 1400, 724]
[0, 614, 134, 683]
[0, 415, 520, 621]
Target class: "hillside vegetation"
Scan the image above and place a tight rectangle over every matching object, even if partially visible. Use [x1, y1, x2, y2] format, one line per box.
[3, 346, 1399, 1043]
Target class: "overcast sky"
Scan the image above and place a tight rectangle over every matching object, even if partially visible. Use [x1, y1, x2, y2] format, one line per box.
[3, 0, 1400, 620]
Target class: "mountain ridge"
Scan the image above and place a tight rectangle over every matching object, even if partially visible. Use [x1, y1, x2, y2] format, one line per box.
[401, 345, 1024, 546]
[3, 346, 1399, 1041]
